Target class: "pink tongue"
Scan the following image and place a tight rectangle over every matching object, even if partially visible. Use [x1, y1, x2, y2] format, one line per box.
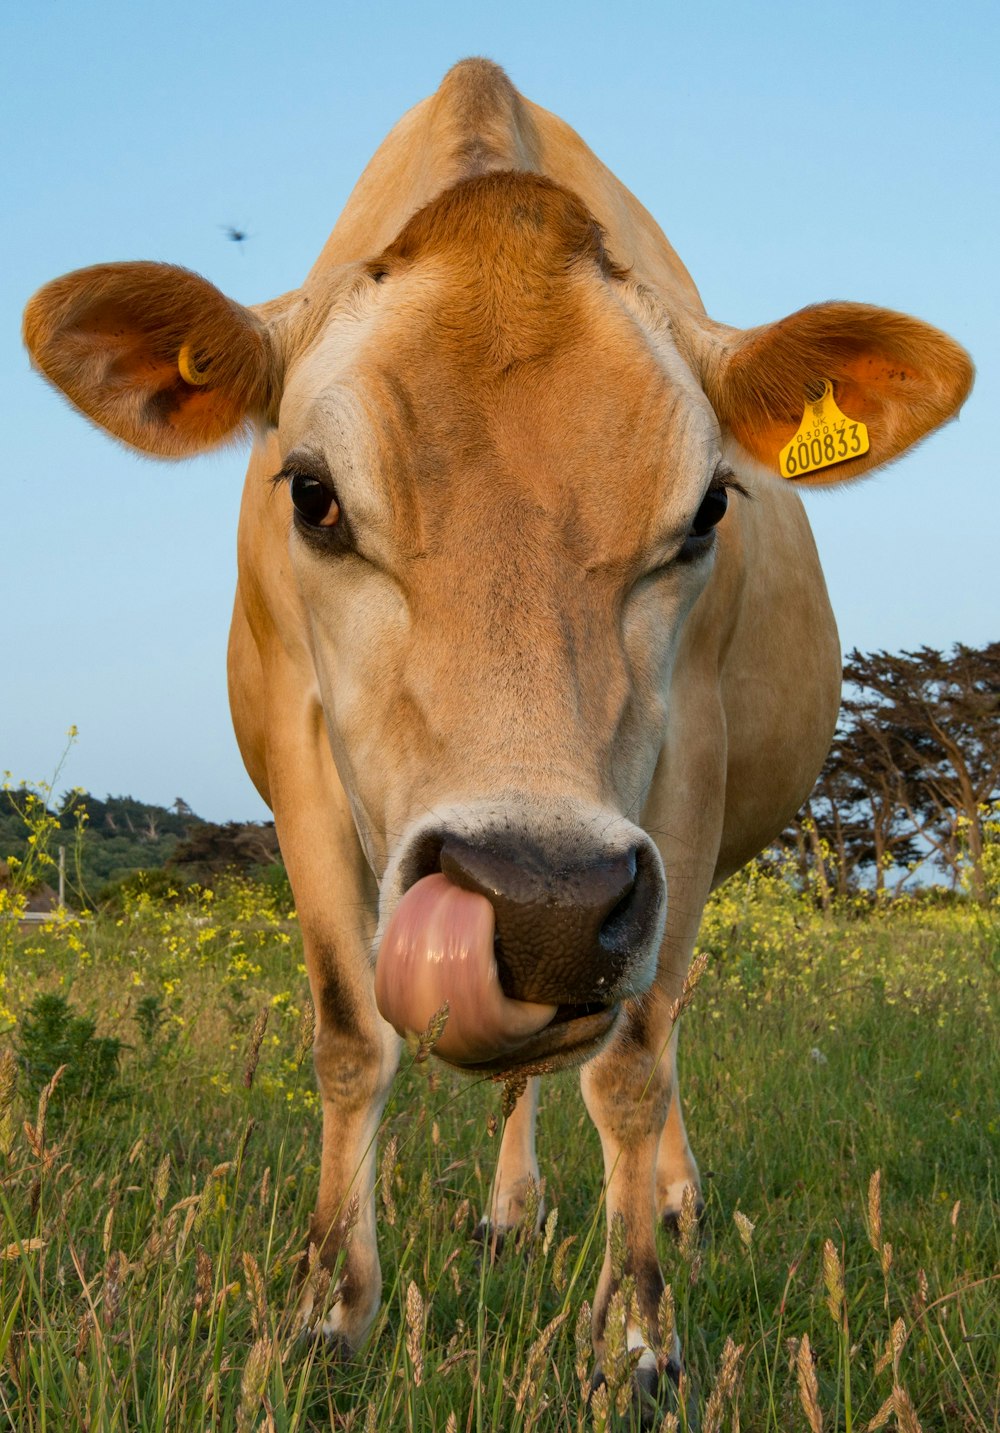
[374, 873, 557, 1064]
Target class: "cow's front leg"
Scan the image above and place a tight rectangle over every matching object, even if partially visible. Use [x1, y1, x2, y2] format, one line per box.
[654, 1031, 703, 1228]
[474, 1077, 543, 1252]
[301, 941, 400, 1350]
[580, 990, 682, 1419]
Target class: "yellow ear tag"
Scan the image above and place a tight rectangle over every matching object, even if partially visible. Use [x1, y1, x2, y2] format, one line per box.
[778, 380, 869, 479]
[178, 344, 211, 386]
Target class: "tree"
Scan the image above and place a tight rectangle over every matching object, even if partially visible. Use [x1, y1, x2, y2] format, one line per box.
[169, 821, 281, 883]
[842, 644, 1000, 901]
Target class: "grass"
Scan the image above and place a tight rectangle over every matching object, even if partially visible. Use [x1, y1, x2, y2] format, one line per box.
[0, 872, 997, 1431]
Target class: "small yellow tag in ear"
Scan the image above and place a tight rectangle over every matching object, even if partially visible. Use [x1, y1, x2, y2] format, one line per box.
[779, 380, 869, 479]
[178, 343, 211, 386]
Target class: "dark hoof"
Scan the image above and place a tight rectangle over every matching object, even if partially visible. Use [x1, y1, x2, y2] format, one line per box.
[590, 1357, 686, 1430]
[661, 1199, 706, 1236]
[295, 1325, 353, 1362]
[471, 1211, 544, 1263]
[470, 1218, 506, 1263]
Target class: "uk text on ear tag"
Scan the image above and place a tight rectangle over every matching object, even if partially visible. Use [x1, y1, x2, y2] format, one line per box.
[779, 380, 869, 478]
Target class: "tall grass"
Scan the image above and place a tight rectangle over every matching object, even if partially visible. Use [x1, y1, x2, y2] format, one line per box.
[0, 838, 996, 1428]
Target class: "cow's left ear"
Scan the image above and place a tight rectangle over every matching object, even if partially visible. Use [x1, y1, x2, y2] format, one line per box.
[23, 262, 283, 458]
[701, 302, 973, 485]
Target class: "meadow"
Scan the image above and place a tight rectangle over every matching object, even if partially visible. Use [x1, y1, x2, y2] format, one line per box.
[0, 865, 996, 1431]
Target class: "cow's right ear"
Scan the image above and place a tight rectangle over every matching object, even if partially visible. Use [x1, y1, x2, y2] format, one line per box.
[697, 302, 973, 485]
[23, 262, 283, 458]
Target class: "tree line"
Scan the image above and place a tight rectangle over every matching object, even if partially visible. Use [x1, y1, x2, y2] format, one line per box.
[0, 790, 280, 903]
[779, 641, 999, 903]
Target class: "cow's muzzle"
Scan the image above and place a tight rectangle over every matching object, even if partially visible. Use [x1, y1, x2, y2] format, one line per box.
[373, 813, 665, 1069]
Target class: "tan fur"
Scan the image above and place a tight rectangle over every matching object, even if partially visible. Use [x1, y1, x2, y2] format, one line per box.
[23, 59, 972, 1385]
[23, 263, 284, 457]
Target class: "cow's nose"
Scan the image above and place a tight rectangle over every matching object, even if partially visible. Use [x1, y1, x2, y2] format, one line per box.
[436, 835, 655, 1007]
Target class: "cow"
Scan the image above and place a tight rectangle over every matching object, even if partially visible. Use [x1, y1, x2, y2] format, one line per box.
[24, 58, 971, 1413]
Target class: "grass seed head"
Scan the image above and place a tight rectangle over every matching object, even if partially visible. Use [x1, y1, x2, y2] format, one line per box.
[574, 1300, 592, 1392]
[102, 1204, 115, 1256]
[703, 1336, 745, 1433]
[242, 1251, 268, 1337]
[293, 1001, 315, 1065]
[501, 1069, 528, 1118]
[656, 1283, 676, 1373]
[602, 1279, 640, 1417]
[404, 1280, 425, 1386]
[243, 1006, 269, 1088]
[519, 1175, 542, 1244]
[551, 1233, 576, 1293]
[609, 1211, 629, 1282]
[881, 1239, 893, 1277]
[795, 1332, 823, 1433]
[194, 1244, 213, 1316]
[542, 1205, 558, 1255]
[669, 950, 710, 1023]
[0, 1048, 16, 1154]
[677, 1183, 699, 1260]
[892, 1385, 924, 1433]
[822, 1238, 845, 1325]
[414, 1002, 449, 1062]
[514, 1309, 568, 1413]
[235, 1336, 273, 1433]
[590, 1379, 610, 1431]
[102, 1249, 127, 1330]
[380, 1134, 399, 1227]
[868, 1392, 895, 1430]
[153, 1152, 171, 1208]
[733, 1209, 755, 1250]
[867, 1169, 883, 1253]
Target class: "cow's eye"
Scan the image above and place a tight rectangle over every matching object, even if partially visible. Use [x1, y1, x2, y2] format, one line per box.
[690, 485, 728, 537]
[290, 473, 340, 528]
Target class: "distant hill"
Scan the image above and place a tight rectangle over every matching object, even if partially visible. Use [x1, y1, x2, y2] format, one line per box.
[0, 789, 280, 903]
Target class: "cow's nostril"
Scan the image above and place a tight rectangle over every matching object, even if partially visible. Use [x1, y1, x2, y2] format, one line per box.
[431, 833, 660, 1007]
[405, 830, 445, 888]
[599, 873, 638, 947]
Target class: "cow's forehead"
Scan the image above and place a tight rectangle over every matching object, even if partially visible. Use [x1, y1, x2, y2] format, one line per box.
[279, 257, 721, 566]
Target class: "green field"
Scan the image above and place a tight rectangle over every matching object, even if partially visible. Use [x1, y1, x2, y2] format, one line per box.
[0, 872, 996, 1431]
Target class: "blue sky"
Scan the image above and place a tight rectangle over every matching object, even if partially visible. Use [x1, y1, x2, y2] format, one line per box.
[2, 0, 996, 821]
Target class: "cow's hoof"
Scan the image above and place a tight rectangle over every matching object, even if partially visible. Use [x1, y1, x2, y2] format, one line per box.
[660, 1198, 706, 1237]
[296, 1325, 353, 1362]
[590, 1355, 689, 1431]
[471, 1207, 544, 1263]
[470, 1217, 508, 1263]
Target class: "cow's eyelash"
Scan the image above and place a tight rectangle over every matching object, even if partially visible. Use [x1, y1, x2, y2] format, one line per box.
[713, 466, 751, 500]
[269, 462, 335, 493]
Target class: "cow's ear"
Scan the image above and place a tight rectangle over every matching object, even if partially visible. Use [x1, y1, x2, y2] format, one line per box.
[702, 302, 973, 485]
[23, 262, 282, 458]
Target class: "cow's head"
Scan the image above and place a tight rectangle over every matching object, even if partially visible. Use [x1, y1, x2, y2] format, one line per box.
[24, 173, 971, 1072]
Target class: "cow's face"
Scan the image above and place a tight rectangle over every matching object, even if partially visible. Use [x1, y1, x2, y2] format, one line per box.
[24, 174, 972, 1072]
[275, 177, 729, 1067]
